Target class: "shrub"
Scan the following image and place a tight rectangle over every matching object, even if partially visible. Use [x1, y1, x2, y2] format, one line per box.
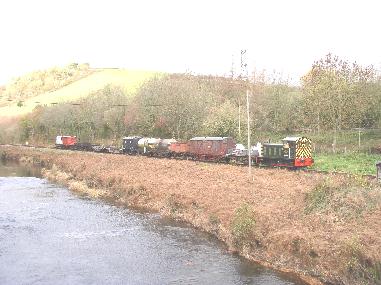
[166, 194, 183, 215]
[344, 237, 381, 284]
[230, 203, 255, 247]
[209, 213, 221, 226]
[304, 179, 332, 214]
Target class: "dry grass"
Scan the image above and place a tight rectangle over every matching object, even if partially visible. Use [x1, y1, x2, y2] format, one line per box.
[2, 145, 381, 285]
[305, 176, 381, 220]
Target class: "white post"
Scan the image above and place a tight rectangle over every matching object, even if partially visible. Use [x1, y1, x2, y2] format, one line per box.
[358, 128, 361, 149]
[238, 102, 241, 138]
[246, 89, 251, 179]
[377, 162, 381, 182]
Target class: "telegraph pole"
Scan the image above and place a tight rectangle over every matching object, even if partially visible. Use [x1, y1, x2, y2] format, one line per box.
[246, 89, 251, 178]
[231, 54, 242, 139]
[241, 49, 252, 180]
[354, 128, 363, 150]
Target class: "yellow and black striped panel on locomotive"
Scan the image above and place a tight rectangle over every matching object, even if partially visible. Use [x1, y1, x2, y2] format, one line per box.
[294, 137, 313, 167]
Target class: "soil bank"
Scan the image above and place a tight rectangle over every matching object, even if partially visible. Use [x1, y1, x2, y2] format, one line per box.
[1, 145, 380, 285]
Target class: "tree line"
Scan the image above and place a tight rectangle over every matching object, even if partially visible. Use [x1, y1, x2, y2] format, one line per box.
[10, 54, 381, 150]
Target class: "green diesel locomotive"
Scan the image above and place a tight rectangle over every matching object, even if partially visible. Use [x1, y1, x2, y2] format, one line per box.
[256, 137, 313, 168]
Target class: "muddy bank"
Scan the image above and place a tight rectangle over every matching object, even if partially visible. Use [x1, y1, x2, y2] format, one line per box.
[1, 145, 380, 285]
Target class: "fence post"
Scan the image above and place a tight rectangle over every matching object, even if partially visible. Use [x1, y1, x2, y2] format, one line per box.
[376, 162, 381, 182]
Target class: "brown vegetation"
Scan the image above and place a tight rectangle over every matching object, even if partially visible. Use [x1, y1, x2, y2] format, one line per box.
[1, 145, 381, 285]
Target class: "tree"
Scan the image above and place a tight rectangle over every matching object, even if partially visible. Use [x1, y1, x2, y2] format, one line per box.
[129, 74, 215, 139]
[301, 54, 379, 150]
[202, 101, 238, 137]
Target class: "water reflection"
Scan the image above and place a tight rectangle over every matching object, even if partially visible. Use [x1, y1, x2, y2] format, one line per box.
[0, 160, 41, 177]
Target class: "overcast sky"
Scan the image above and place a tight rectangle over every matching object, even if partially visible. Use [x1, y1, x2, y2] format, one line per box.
[0, 0, 380, 85]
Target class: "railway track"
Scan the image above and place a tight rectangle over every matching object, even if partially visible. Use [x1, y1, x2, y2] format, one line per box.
[1, 143, 377, 180]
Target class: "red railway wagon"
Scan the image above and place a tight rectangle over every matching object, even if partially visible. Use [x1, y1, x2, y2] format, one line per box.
[55, 135, 77, 148]
[169, 142, 189, 154]
[188, 137, 235, 160]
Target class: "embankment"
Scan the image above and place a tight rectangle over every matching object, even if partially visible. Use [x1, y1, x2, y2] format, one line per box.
[1, 145, 380, 285]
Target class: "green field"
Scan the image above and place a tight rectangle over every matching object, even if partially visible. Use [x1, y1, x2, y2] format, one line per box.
[311, 153, 380, 175]
[0, 69, 159, 117]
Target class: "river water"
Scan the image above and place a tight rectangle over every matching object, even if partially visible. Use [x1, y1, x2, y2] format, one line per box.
[0, 161, 307, 285]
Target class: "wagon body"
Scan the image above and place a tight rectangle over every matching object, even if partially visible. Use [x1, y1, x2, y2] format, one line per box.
[157, 139, 177, 153]
[55, 135, 77, 148]
[122, 136, 142, 154]
[169, 141, 189, 154]
[188, 137, 235, 160]
[137, 137, 160, 154]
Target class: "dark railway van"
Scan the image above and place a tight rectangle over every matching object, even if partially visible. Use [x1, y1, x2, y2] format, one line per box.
[188, 137, 236, 160]
[122, 136, 141, 154]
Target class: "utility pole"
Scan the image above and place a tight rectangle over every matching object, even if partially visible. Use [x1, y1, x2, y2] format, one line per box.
[240, 49, 248, 79]
[354, 128, 363, 150]
[238, 103, 241, 138]
[231, 54, 241, 139]
[241, 49, 252, 180]
[246, 89, 251, 179]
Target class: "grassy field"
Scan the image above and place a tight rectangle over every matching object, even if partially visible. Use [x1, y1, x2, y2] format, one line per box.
[311, 152, 380, 175]
[0, 69, 159, 117]
[308, 129, 381, 153]
[307, 130, 381, 175]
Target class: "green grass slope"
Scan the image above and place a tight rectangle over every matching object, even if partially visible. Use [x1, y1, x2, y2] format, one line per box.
[311, 153, 380, 175]
[0, 69, 158, 117]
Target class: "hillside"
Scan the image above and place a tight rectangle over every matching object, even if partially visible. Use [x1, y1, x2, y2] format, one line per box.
[0, 63, 93, 105]
[0, 69, 159, 118]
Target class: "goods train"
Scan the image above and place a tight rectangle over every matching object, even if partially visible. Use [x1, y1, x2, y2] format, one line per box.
[56, 134, 314, 168]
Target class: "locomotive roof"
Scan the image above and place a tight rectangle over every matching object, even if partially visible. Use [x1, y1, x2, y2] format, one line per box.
[56, 135, 76, 138]
[190, 137, 231, 141]
[282, 137, 301, 142]
[263, 143, 283, 146]
[123, 136, 142, 139]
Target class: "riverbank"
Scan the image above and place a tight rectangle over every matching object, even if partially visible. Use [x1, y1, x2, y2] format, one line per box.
[1, 145, 380, 285]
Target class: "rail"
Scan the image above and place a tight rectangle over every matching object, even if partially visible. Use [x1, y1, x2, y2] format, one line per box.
[0, 143, 377, 180]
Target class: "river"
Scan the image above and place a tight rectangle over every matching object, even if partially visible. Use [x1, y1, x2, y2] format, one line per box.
[0, 161, 307, 285]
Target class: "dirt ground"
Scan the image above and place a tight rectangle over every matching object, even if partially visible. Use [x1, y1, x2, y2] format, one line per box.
[1, 145, 380, 285]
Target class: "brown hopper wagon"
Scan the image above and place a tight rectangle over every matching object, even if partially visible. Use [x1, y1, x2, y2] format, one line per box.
[188, 137, 235, 161]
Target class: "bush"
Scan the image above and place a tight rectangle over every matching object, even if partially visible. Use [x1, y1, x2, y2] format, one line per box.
[345, 237, 381, 284]
[304, 179, 331, 214]
[230, 203, 255, 246]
